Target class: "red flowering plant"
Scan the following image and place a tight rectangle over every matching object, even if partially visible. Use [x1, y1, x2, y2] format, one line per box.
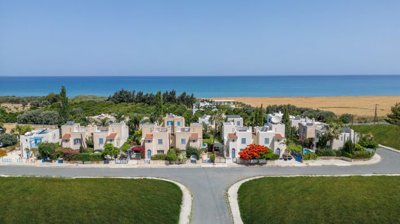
[238, 144, 271, 160]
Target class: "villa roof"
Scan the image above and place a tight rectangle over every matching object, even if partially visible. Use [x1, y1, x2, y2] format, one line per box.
[274, 134, 284, 140]
[144, 134, 153, 140]
[62, 133, 71, 140]
[106, 132, 117, 140]
[228, 133, 238, 140]
[189, 133, 199, 140]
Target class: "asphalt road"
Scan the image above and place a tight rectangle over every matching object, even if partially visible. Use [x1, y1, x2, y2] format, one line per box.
[1, 147, 399, 224]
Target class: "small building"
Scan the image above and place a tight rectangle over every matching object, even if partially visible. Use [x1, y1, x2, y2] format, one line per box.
[142, 114, 203, 160]
[92, 121, 129, 151]
[20, 128, 60, 158]
[226, 115, 243, 127]
[198, 115, 212, 127]
[225, 126, 253, 159]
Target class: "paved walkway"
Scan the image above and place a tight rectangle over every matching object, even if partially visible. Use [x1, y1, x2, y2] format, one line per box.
[1, 147, 399, 224]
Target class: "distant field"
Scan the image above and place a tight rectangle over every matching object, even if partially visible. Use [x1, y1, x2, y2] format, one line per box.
[0, 177, 182, 224]
[215, 96, 400, 117]
[351, 124, 400, 150]
[239, 176, 400, 224]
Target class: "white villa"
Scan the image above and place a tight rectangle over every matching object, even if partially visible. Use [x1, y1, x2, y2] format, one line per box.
[20, 128, 60, 158]
[142, 114, 203, 160]
[61, 121, 129, 151]
[294, 117, 359, 150]
[222, 114, 286, 159]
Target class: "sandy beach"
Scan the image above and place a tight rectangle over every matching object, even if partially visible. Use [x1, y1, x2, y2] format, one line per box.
[213, 96, 400, 117]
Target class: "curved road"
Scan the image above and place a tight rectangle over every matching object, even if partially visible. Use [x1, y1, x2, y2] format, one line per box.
[1, 148, 399, 224]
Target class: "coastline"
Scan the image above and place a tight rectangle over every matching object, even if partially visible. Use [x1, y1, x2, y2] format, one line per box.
[212, 96, 400, 117]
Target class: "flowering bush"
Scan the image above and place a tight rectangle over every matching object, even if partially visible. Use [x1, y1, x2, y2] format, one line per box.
[238, 144, 271, 160]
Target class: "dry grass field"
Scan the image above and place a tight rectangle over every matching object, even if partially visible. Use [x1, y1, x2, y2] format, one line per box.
[213, 96, 400, 117]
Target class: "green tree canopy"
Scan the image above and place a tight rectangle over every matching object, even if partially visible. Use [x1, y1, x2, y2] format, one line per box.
[386, 103, 400, 126]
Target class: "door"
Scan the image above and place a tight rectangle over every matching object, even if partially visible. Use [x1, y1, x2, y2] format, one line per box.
[232, 148, 236, 158]
[147, 149, 152, 160]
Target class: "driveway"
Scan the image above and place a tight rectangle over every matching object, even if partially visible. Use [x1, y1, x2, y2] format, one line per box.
[1, 147, 399, 224]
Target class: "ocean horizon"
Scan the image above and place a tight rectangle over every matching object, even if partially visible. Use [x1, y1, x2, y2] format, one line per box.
[1, 75, 400, 97]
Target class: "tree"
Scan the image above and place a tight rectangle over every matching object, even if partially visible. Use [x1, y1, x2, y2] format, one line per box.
[326, 122, 342, 148]
[103, 143, 119, 159]
[38, 143, 59, 159]
[59, 86, 70, 124]
[0, 133, 18, 147]
[386, 103, 400, 126]
[339, 113, 354, 124]
[13, 125, 32, 135]
[282, 109, 293, 140]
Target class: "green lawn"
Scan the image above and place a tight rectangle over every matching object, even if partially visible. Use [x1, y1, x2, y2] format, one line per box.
[351, 124, 400, 150]
[0, 177, 182, 224]
[238, 176, 400, 224]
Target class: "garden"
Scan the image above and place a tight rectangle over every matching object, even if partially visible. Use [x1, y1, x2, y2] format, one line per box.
[238, 144, 279, 164]
[238, 176, 400, 224]
[0, 177, 182, 224]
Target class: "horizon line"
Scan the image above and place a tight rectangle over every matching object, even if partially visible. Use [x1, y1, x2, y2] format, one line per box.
[1, 74, 400, 77]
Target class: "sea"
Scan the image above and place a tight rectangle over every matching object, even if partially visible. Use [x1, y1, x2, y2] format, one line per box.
[0, 75, 399, 97]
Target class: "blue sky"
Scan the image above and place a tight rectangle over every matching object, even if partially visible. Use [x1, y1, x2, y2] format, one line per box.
[0, 0, 399, 76]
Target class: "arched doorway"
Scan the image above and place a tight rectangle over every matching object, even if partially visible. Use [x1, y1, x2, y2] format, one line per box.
[147, 149, 152, 160]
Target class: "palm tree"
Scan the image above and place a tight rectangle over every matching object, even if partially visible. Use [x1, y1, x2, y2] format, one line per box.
[326, 122, 342, 148]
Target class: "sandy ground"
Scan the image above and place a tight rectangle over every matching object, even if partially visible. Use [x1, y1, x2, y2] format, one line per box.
[213, 96, 400, 117]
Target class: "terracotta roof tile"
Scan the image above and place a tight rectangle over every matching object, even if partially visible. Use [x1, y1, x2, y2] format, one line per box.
[62, 133, 71, 140]
[106, 132, 117, 140]
[274, 134, 284, 140]
[144, 134, 153, 140]
[228, 133, 238, 140]
[189, 133, 198, 140]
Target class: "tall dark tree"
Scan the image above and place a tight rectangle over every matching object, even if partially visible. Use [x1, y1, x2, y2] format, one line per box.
[59, 86, 70, 124]
[386, 103, 400, 126]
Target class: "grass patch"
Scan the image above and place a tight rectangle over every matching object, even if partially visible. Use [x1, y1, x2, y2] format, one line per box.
[239, 176, 400, 224]
[351, 124, 400, 150]
[0, 177, 182, 224]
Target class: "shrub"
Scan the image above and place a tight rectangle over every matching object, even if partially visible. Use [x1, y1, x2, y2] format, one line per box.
[316, 148, 337, 157]
[340, 113, 354, 124]
[121, 141, 131, 153]
[264, 153, 279, 160]
[358, 134, 378, 149]
[209, 152, 216, 162]
[165, 148, 178, 162]
[287, 143, 302, 153]
[151, 154, 167, 160]
[72, 153, 90, 162]
[186, 146, 200, 159]
[239, 144, 272, 160]
[0, 133, 18, 147]
[303, 153, 318, 160]
[352, 150, 374, 159]
[38, 143, 59, 159]
[56, 148, 79, 161]
[103, 143, 119, 158]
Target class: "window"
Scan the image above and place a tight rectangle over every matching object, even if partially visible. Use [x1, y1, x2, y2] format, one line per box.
[158, 139, 163, 145]
[181, 138, 186, 144]
[167, 121, 173, 126]
[236, 121, 240, 126]
[241, 138, 246, 144]
[73, 139, 81, 145]
[157, 150, 164, 154]
[264, 138, 270, 145]
[176, 121, 181, 126]
[99, 138, 104, 145]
